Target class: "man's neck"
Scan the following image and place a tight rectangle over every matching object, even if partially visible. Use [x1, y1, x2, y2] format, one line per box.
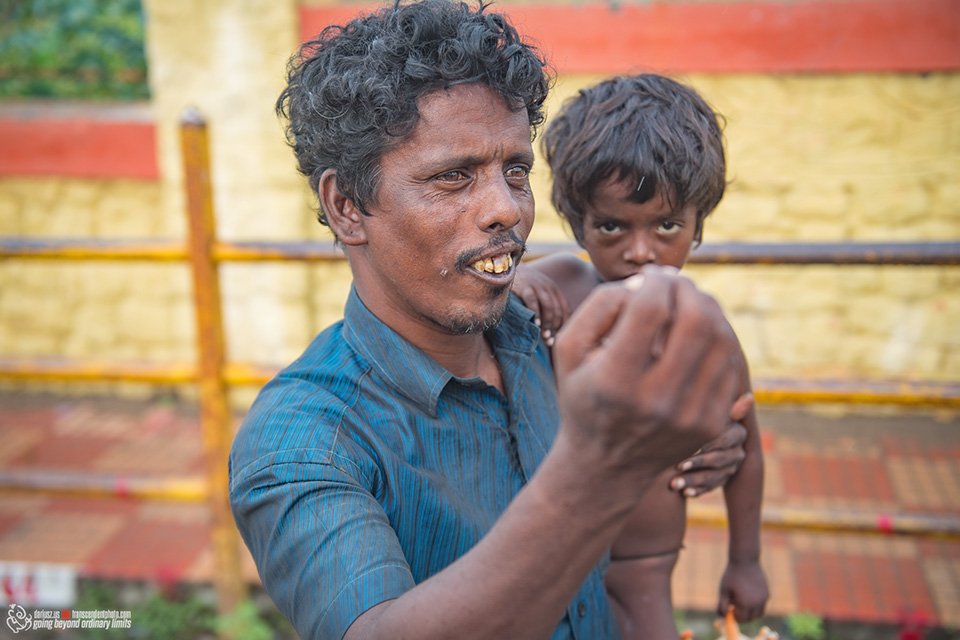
[352, 284, 505, 392]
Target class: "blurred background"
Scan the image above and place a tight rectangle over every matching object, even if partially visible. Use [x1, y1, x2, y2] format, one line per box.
[0, 0, 958, 638]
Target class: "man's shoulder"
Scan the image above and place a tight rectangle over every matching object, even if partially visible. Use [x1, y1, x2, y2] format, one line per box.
[230, 322, 370, 477]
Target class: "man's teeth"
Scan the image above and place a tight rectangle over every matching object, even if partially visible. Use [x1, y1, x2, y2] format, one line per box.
[472, 254, 513, 274]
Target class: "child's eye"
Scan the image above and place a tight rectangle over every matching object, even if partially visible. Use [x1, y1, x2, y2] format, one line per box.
[597, 221, 622, 235]
[658, 220, 683, 234]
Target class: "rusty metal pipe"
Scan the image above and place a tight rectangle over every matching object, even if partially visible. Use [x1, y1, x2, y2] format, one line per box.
[753, 378, 960, 408]
[3, 239, 959, 265]
[689, 503, 960, 540]
[685, 241, 960, 265]
[1, 357, 957, 407]
[0, 238, 188, 261]
[0, 356, 197, 383]
[0, 469, 206, 502]
[180, 108, 245, 614]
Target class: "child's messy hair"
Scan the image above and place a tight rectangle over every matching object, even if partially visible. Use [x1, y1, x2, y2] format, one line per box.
[543, 73, 726, 245]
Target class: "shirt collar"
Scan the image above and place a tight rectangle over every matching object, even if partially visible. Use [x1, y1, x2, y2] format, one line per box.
[341, 286, 542, 417]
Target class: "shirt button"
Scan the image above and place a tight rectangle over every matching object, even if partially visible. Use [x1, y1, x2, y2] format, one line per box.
[577, 602, 587, 618]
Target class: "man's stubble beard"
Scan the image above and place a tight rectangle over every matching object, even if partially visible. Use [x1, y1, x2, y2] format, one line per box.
[436, 283, 511, 335]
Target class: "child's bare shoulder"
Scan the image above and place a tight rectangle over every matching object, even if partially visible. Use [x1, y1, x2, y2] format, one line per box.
[527, 251, 592, 279]
[526, 252, 600, 310]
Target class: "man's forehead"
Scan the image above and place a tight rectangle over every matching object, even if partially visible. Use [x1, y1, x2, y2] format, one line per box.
[389, 84, 534, 159]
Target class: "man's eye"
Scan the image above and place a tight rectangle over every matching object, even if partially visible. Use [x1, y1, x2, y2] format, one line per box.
[437, 170, 468, 182]
[505, 165, 529, 179]
[597, 222, 621, 235]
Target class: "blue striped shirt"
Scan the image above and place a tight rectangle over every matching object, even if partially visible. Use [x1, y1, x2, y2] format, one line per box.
[229, 288, 620, 640]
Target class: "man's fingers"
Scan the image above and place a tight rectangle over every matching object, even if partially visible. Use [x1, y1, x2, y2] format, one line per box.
[592, 269, 677, 372]
[729, 392, 754, 422]
[643, 276, 733, 407]
[678, 440, 746, 476]
[695, 422, 748, 456]
[552, 284, 631, 375]
[671, 469, 728, 495]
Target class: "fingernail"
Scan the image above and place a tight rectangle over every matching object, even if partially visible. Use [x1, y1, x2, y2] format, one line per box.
[679, 460, 693, 471]
[547, 337, 555, 346]
[673, 478, 685, 490]
[684, 488, 696, 497]
[534, 318, 541, 327]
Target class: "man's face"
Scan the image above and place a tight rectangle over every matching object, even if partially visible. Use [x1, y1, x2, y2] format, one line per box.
[353, 83, 535, 336]
[581, 177, 697, 282]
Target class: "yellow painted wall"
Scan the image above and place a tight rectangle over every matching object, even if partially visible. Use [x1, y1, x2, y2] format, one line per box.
[0, 0, 957, 404]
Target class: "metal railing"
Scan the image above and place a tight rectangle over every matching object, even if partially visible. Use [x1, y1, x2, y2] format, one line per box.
[1, 111, 959, 614]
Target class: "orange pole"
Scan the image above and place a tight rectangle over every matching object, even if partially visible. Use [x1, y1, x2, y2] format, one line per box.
[688, 503, 960, 540]
[0, 356, 197, 383]
[180, 107, 245, 614]
[0, 469, 206, 503]
[0, 238, 188, 261]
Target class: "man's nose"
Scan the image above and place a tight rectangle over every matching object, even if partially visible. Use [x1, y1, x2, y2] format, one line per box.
[475, 177, 523, 232]
[623, 233, 656, 264]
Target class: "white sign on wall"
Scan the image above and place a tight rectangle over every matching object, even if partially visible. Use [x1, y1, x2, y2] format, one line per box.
[0, 563, 76, 609]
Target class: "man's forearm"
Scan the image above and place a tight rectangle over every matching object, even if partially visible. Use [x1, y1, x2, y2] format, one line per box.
[347, 431, 644, 640]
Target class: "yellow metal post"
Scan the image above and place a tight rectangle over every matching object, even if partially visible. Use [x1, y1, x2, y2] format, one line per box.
[180, 107, 245, 615]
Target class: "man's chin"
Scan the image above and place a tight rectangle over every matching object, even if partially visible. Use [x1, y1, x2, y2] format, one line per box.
[444, 285, 510, 335]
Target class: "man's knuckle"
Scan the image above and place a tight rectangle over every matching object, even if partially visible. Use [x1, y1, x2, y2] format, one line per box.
[644, 395, 675, 424]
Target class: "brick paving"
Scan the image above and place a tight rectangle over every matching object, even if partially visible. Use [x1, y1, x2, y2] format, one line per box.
[0, 392, 958, 630]
[675, 407, 960, 630]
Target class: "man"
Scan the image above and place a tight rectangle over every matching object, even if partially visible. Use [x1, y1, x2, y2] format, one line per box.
[230, 2, 748, 638]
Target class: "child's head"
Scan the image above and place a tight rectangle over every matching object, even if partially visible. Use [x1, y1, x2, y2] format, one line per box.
[543, 73, 726, 280]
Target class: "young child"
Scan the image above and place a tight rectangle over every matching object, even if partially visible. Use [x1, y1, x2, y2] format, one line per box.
[514, 73, 768, 639]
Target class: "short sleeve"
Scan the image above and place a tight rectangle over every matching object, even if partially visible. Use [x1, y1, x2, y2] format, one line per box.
[231, 452, 415, 640]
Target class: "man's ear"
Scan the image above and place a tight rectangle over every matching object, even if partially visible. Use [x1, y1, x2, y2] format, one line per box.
[319, 169, 368, 246]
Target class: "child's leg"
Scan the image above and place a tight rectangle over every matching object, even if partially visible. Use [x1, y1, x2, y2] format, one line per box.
[605, 466, 687, 640]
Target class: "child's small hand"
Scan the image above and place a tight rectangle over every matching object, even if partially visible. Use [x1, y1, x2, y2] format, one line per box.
[717, 559, 769, 623]
[512, 264, 570, 346]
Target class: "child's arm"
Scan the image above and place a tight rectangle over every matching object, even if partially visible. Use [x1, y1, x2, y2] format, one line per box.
[512, 261, 570, 346]
[511, 253, 595, 345]
[717, 357, 769, 622]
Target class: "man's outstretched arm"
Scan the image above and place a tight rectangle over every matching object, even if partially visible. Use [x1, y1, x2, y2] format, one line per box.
[344, 268, 747, 640]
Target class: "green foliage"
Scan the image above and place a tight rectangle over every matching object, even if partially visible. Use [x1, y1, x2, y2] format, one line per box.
[216, 599, 275, 640]
[130, 593, 216, 640]
[784, 611, 826, 640]
[72, 582, 120, 640]
[72, 582, 299, 640]
[673, 608, 687, 629]
[0, 0, 149, 99]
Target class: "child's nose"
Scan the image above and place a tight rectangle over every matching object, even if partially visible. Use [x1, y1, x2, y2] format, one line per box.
[622, 233, 657, 265]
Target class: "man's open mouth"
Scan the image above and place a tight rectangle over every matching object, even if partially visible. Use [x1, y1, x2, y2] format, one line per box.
[470, 253, 514, 275]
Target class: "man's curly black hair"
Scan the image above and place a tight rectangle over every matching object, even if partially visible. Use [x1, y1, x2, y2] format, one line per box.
[277, 0, 552, 230]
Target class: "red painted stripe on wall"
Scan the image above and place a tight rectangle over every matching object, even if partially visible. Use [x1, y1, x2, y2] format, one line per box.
[299, 0, 960, 73]
[0, 117, 158, 180]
